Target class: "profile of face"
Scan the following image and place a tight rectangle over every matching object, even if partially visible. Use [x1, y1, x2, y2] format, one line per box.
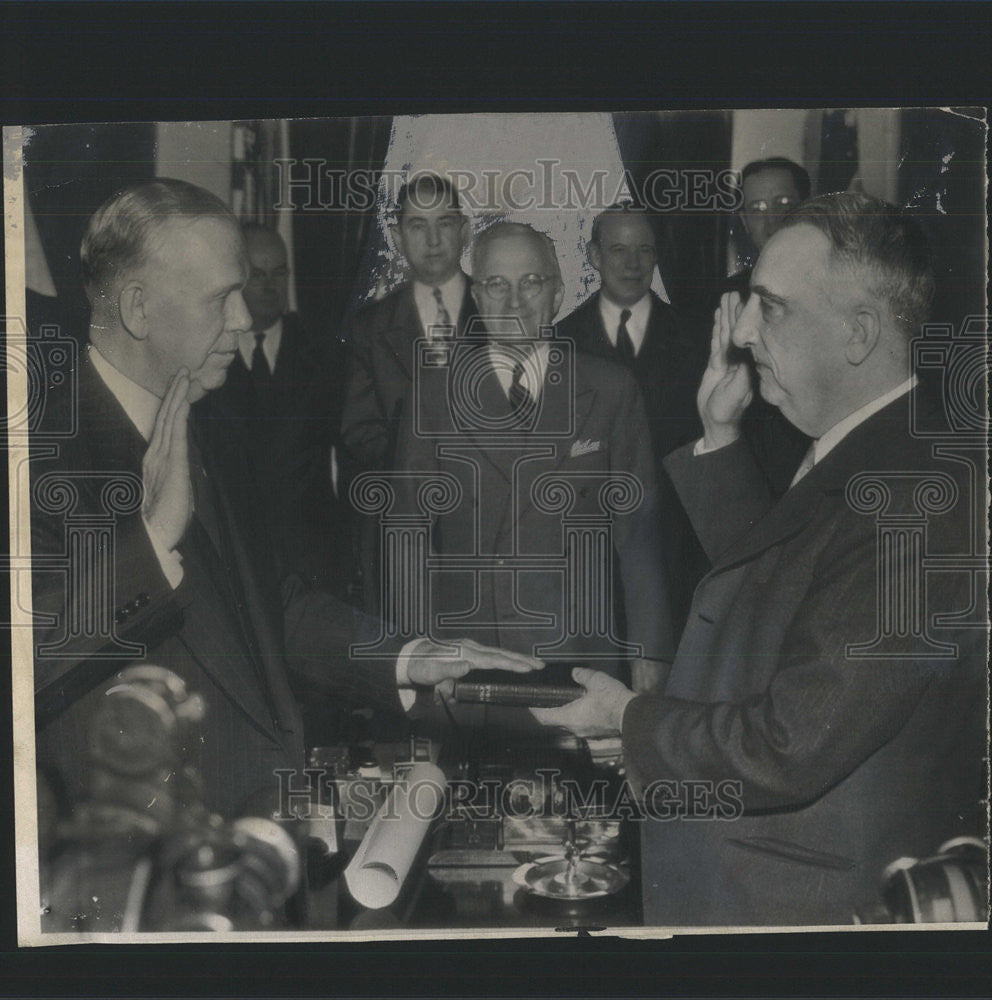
[731, 224, 850, 436]
[740, 167, 803, 252]
[393, 193, 469, 286]
[131, 216, 251, 402]
[588, 213, 657, 308]
[472, 231, 564, 342]
[242, 229, 289, 331]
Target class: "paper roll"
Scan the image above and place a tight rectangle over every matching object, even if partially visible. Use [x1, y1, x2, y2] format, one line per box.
[344, 762, 447, 910]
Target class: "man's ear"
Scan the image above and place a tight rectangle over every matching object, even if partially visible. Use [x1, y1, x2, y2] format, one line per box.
[845, 306, 882, 365]
[458, 215, 470, 251]
[552, 281, 565, 316]
[118, 281, 149, 340]
[391, 222, 406, 261]
[587, 240, 602, 273]
[471, 283, 484, 313]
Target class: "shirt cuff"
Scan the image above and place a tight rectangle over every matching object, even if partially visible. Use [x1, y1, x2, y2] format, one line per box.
[395, 638, 423, 713]
[693, 436, 726, 457]
[143, 515, 184, 590]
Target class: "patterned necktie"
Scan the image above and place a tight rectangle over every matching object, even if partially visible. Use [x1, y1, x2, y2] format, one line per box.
[432, 286, 452, 337]
[509, 360, 531, 411]
[252, 332, 272, 385]
[790, 441, 818, 488]
[615, 308, 635, 367]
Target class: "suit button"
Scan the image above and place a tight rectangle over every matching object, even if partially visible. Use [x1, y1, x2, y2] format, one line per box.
[497, 559, 505, 567]
[118, 607, 131, 620]
[136, 592, 150, 608]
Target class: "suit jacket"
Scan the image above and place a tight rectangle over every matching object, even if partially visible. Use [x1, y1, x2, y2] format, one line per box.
[31, 355, 401, 819]
[204, 312, 352, 595]
[623, 386, 987, 925]
[397, 343, 674, 687]
[341, 278, 476, 472]
[556, 291, 709, 635]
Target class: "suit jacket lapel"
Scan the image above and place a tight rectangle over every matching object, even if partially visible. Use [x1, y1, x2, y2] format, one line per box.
[381, 286, 420, 379]
[709, 390, 917, 573]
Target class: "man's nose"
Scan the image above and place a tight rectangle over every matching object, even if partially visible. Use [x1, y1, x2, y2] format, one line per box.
[731, 295, 759, 348]
[506, 281, 524, 309]
[425, 224, 442, 247]
[227, 290, 253, 333]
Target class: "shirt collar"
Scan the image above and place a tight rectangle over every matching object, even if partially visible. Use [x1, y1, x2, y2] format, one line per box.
[488, 341, 550, 400]
[413, 271, 466, 335]
[238, 315, 283, 371]
[813, 375, 918, 467]
[88, 344, 162, 442]
[598, 291, 652, 354]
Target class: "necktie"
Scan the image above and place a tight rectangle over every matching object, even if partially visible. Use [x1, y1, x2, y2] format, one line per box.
[252, 332, 272, 385]
[790, 441, 818, 488]
[432, 287, 452, 337]
[509, 360, 531, 411]
[615, 309, 635, 367]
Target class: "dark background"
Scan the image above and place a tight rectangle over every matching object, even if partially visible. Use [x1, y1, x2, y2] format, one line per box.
[2, 2, 991, 997]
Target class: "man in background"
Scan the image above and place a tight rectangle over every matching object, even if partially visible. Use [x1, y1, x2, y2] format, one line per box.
[205, 223, 353, 596]
[341, 173, 476, 613]
[557, 205, 708, 635]
[400, 222, 673, 695]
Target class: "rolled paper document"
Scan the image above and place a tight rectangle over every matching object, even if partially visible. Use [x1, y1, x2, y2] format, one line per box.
[344, 761, 447, 909]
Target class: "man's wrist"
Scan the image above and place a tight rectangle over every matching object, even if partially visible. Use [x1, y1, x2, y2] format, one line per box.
[698, 424, 742, 454]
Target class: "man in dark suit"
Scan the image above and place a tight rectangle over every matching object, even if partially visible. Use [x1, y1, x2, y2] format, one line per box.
[204, 224, 352, 596]
[341, 173, 475, 473]
[398, 222, 673, 695]
[557, 205, 708, 637]
[534, 192, 987, 924]
[341, 173, 476, 614]
[30, 180, 540, 821]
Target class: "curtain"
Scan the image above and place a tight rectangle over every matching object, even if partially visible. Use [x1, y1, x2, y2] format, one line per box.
[288, 116, 393, 341]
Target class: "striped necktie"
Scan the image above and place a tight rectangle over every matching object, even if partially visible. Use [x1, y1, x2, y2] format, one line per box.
[431, 286, 452, 337]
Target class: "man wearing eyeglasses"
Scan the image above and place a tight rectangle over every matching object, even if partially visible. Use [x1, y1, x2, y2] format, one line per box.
[398, 222, 674, 698]
[204, 223, 353, 601]
[739, 156, 811, 260]
[558, 206, 709, 638]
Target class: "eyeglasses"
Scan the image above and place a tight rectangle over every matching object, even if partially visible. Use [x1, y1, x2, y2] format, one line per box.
[478, 274, 555, 301]
[744, 195, 798, 215]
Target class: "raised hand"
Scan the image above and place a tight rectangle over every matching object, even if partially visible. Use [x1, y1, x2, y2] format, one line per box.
[529, 667, 636, 740]
[141, 369, 193, 552]
[697, 291, 753, 450]
[406, 638, 543, 696]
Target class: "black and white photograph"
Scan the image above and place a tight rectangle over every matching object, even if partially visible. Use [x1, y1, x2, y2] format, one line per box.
[4, 103, 988, 945]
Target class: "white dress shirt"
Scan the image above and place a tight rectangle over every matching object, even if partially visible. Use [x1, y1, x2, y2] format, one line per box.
[413, 272, 465, 337]
[238, 316, 283, 372]
[599, 291, 652, 357]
